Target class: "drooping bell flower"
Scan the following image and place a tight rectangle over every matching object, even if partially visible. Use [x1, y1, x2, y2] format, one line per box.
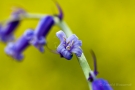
[88, 50, 113, 90]
[56, 30, 82, 60]
[4, 3, 63, 60]
[30, 15, 54, 52]
[0, 7, 26, 43]
[30, 3, 63, 52]
[92, 79, 113, 90]
[5, 29, 34, 60]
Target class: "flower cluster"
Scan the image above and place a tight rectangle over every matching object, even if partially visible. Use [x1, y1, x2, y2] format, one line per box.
[0, 2, 113, 90]
[2, 3, 63, 60]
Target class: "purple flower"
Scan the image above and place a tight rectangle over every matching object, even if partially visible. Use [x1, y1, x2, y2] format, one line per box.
[11, 7, 26, 18]
[30, 3, 63, 52]
[0, 8, 26, 43]
[88, 50, 113, 90]
[92, 79, 113, 90]
[5, 29, 34, 60]
[56, 31, 82, 60]
[4, 3, 63, 59]
[30, 16, 54, 52]
[0, 20, 19, 42]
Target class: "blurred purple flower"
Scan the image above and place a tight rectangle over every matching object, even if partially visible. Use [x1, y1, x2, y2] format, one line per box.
[56, 31, 82, 60]
[5, 29, 33, 60]
[4, 3, 63, 60]
[11, 7, 26, 18]
[88, 50, 113, 90]
[30, 16, 54, 52]
[30, 3, 63, 52]
[92, 79, 113, 90]
[0, 7, 26, 43]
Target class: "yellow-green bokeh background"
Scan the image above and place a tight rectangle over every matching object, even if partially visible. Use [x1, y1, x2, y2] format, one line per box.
[0, 0, 134, 90]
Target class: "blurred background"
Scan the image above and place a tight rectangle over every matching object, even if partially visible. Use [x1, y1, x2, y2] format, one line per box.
[0, 0, 135, 90]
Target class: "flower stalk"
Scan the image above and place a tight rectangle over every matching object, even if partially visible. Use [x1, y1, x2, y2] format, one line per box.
[2, 11, 92, 89]
[57, 21, 92, 90]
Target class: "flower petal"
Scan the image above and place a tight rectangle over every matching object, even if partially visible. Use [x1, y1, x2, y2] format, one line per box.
[62, 50, 73, 60]
[56, 30, 67, 42]
[57, 44, 65, 53]
[66, 34, 78, 44]
[92, 79, 113, 90]
[57, 44, 72, 60]
[71, 46, 82, 57]
[73, 40, 82, 47]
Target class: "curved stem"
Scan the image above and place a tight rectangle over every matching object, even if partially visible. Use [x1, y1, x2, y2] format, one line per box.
[0, 13, 48, 23]
[57, 21, 92, 90]
[0, 13, 92, 89]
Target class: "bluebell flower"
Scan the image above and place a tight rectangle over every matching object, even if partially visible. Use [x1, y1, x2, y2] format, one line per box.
[88, 50, 113, 90]
[0, 7, 26, 43]
[56, 30, 82, 60]
[5, 29, 34, 60]
[4, 3, 63, 60]
[30, 3, 63, 52]
[30, 16, 54, 52]
[92, 79, 113, 90]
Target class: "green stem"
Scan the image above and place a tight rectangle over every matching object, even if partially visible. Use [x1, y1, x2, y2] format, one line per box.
[0, 13, 92, 90]
[0, 13, 47, 23]
[57, 21, 92, 90]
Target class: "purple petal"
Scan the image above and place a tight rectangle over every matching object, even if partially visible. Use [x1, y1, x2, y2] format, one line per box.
[57, 44, 72, 60]
[92, 79, 113, 90]
[39, 47, 45, 52]
[73, 40, 82, 46]
[30, 36, 46, 52]
[14, 54, 24, 61]
[62, 50, 73, 60]
[0, 20, 19, 42]
[71, 47, 82, 57]
[5, 42, 24, 61]
[34, 16, 54, 38]
[66, 34, 78, 44]
[24, 29, 46, 52]
[24, 29, 34, 40]
[0, 34, 15, 42]
[5, 33, 30, 60]
[56, 30, 67, 42]
[11, 7, 26, 18]
[3, 20, 20, 35]
[57, 44, 65, 53]
[5, 42, 15, 55]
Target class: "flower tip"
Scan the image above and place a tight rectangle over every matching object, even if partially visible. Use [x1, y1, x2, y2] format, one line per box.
[5, 42, 24, 61]
[66, 54, 73, 60]
[56, 30, 66, 41]
[39, 47, 45, 53]
[92, 79, 113, 90]
[11, 6, 26, 18]
[30, 35, 46, 52]
[56, 30, 64, 36]
[26, 29, 34, 36]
